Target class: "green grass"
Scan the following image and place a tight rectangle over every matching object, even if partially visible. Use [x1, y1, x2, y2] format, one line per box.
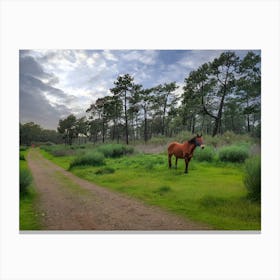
[20, 148, 41, 230]
[20, 183, 41, 230]
[40, 147, 261, 230]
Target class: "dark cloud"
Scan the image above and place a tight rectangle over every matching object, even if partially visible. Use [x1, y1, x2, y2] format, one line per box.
[19, 52, 72, 129]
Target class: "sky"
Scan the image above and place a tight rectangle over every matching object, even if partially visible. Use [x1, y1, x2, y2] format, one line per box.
[19, 49, 258, 130]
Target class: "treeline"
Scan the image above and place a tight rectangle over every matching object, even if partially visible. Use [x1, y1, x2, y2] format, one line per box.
[58, 51, 260, 145]
[20, 122, 63, 146]
[21, 51, 261, 146]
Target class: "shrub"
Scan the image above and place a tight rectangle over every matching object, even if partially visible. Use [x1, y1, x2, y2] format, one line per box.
[20, 152, 25, 161]
[20, 146, 28, 151]
[69, 151, 105, 169]
[95, 167, 115, 175]
[51, 149, 70, 157]
[218, 145, 249, 163]
[244, 156, 261, 201]
[97, 144, 134, 158]
[20, 168, 32, 195]
[194, 146, 215, 162]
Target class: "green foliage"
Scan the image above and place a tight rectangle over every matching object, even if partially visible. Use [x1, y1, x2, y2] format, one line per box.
[20, 146, 28, 151]
[244, 156, 261, 201]
[194, 146, 215, 162]
[20, 185, 41, 230]
[97, 144, 134, 158]
[40, 145, 77, 157]
[20, 168, 33, 195]
[20, 152, 26, 161]
[69, 151, 105, 169]
[20, 122, 63, 145]
[218, 145, 249, 163]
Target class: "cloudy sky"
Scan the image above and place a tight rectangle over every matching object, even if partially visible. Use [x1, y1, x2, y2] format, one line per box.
[19, 49, 256, 130]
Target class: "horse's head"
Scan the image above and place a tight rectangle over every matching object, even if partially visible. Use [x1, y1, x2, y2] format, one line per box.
[195, 134, 205, 149]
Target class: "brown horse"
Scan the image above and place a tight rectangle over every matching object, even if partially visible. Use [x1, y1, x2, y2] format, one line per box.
[168, 134, 205, 174]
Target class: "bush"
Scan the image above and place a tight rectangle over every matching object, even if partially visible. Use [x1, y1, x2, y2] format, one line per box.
[69, 151, 105, 169]
[97, 144, 134, 158]
[51, 149, 70, 157]
[194, 146, 215, 162]
[20, 146, 28, 151]
[20, 152, 25, 161]
[20, 168, 32, 195]
[218, 145, 249, 163]
[244, 156, 261, 201]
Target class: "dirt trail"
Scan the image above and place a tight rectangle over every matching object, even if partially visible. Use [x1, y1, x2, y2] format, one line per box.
[27, 149, 210, 230]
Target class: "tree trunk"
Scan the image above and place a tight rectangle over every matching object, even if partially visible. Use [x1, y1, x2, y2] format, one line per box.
[124, 91, 129, 145]
[102, 119, 105, 143]
[212, 90, 226, 137]
[144, 109, 148, 144]
[191, 114, 195, 134]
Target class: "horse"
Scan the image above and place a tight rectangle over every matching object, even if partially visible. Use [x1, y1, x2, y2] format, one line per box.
[168, 134, 205, 174]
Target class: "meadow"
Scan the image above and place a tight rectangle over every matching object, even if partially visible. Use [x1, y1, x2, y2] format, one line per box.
[39, 136, 261, 230]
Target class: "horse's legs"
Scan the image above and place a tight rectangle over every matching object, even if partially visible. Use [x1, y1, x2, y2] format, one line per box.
[168, 154, 172, 168]
[184, 157, 189, 174]
[175, 157, 178, 169]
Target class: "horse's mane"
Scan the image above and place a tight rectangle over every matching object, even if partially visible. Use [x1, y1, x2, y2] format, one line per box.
[188, 137, 197, 144]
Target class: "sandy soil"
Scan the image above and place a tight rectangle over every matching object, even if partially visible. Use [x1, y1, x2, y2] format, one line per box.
[26, 149, 210, 231]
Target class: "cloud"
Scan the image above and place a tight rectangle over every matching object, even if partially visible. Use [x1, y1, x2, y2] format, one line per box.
[20, 49, 257, 130]
[122, 50, 158, 65]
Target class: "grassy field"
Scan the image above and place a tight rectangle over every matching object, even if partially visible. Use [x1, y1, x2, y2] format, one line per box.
[40, 143, 261, 230]
[20, 149, 41, 230]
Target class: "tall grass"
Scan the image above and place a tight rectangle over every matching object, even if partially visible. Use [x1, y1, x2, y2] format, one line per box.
[20, 168, 32, 195]
[218, 145, 249, 163]
[244, 156, 261, 201]
[97, 144, 134, 158]
[69, 151, 105, 169]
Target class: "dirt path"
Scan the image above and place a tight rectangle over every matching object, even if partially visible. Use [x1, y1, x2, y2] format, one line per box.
[27, 149, 210, 230]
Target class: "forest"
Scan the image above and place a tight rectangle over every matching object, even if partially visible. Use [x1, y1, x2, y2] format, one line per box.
[20, 51, 260, 146]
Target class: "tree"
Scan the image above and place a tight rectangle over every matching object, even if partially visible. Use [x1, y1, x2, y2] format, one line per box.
[153, 82, 179, 136]
[20, 122, 63, 145]
[110, 74, 135, 144]
[128, 84, 142, 142]
[20, 122, 42, 145]
[75, 117, 88, 144]
[138, 87, 154, 143]
[236, 51, 261, 133]
[57, 114, 77, 145]
[202, 52, 239, 136]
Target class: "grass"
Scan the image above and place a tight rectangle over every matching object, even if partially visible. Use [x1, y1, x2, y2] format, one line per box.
[20, 183, 41, 230]
[19, 148, 41, 230]
[40, 147, 261, 230]
[244, 156, 261, 201]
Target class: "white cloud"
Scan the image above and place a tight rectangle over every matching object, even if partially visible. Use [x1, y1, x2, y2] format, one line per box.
[103, 50, 118, 61]
[122, 50, 157, 65]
